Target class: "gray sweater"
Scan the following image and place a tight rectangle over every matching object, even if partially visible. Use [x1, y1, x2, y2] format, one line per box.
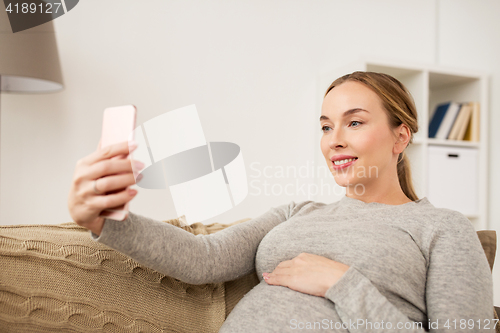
[91, 196, 494, 332]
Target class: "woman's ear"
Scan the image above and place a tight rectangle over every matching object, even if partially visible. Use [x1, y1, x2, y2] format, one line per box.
[393, 124, 411, 154]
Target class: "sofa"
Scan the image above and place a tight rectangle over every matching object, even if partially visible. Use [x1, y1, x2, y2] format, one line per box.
[0, 216, 498, 332]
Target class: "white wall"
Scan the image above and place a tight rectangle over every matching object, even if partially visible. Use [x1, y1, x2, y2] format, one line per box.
[1, 0, 498, 304]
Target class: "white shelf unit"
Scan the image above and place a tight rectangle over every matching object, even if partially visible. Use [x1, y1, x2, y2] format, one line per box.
[314, 58, 489, 230]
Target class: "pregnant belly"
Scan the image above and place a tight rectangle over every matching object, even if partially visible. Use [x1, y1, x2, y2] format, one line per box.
[219, 280, 349, 333]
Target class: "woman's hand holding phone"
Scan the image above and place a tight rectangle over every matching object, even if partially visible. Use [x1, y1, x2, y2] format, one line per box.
[67, 140, 143, 236]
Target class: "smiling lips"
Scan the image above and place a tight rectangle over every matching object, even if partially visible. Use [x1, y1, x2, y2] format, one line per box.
[330, 155, 358, 170]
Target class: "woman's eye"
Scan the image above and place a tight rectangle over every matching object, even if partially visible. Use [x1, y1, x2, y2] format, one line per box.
[321, 125, 331, 133]
[350, 121, 362, 127]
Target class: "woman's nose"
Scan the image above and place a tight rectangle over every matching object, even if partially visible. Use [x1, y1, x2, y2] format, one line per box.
[328, 128, 346, 149]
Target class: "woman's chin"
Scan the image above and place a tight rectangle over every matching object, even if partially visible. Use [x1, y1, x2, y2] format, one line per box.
[333, 177, 355, 187]
[333, 176, 364, 188]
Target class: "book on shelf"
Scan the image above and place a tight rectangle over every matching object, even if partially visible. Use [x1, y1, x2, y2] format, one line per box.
[463, 102, 480, 142]
[428, 101, 480, 142]
[448, 103, 472, 140]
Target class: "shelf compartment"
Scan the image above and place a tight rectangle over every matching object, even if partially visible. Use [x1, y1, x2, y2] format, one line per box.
[427, 138, 480, 148]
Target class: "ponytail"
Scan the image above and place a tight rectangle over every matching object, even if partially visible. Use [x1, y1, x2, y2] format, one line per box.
[397, 152, 418, 201]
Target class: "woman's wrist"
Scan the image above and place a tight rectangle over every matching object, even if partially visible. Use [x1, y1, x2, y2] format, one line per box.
[89, 217, 105, 237]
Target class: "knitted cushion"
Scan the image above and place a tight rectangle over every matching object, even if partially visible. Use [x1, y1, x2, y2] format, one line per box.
[0, 217, 254, 333]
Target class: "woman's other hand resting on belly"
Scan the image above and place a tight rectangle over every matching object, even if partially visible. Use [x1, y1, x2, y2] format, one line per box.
[262, 252, 350, 297]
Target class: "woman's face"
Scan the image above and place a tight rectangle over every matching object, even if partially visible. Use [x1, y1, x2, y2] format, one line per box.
[320, 81, 402, 192]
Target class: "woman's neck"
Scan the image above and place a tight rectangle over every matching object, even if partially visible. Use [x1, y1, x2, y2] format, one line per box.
[345, 181, 412, 205]
[347, 193, 412, 205]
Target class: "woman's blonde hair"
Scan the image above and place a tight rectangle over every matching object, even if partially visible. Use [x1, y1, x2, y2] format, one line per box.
[324, 71, 419, 201]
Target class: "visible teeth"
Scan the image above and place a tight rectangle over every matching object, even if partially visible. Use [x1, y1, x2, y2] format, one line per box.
[334, 158, 356, 165]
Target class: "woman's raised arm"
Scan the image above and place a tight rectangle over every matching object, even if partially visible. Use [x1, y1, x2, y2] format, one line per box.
[90, 201, 307, 285]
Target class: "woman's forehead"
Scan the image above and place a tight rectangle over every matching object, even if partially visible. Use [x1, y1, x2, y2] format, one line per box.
[322, 81, 384, 118]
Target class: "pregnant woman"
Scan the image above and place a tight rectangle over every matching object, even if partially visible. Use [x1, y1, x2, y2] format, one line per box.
[67, 71, 493, 332]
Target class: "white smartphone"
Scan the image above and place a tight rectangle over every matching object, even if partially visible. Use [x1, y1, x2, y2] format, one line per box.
[98, 105, 137, 221]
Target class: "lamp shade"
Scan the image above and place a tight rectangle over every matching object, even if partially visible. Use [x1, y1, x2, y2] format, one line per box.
[0, 1, 64, 93]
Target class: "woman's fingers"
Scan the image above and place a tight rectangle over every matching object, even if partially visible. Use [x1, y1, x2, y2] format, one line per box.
[91, 170, 141, 195]
[91, 186, 138, 212]
[83, 140, 137, 166]
[88, 157, 144, 183]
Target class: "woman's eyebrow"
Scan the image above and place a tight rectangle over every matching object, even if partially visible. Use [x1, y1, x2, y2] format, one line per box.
[319, 108, 369, 121]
